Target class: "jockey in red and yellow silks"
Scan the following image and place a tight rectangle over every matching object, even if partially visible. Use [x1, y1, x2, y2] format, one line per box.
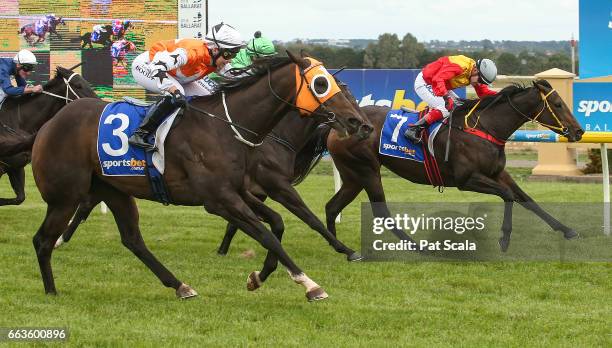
[129, 23, 245, 150]
[404, 55, 498, 143]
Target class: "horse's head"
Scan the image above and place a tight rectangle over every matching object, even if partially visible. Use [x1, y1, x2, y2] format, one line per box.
[46, 64, 98, 100]
[531, 80, 584, 142]
[286, 50, 373, 140]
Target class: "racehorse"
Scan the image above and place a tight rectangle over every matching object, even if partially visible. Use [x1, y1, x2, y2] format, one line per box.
[325, 80, 584, 252]
[0, 65, 97, 206]
[112, 21, 133, 39]
[80, 25, 113, 48]
[55, 80, 363, 261]
[0, 131, 35, 158]
[112, 40, 136, 67]
[216, 81, 364, 260]
[18, 17, 66, 46]
[30, 52, 373, 301]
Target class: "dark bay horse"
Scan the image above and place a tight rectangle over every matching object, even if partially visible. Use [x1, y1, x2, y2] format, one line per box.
[55, 81, 366, 263]
[0, 66, 97, 206]
[31, 53, 372, 301]
[326, 80, 584, 252]
[215, 81, 366, 260]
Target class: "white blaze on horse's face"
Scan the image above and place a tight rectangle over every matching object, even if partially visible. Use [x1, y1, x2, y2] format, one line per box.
[294, 57, 342, 116]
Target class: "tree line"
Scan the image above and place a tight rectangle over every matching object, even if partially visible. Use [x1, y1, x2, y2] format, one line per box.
[277, 33, 575, 75]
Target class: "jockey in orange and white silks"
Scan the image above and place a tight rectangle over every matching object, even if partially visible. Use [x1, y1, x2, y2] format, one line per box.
[404, 55, 498, 143]
[128, 23, 245, 150]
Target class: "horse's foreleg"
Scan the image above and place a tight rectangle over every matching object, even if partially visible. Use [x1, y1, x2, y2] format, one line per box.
[498, 170, 578, 240]
[242, 191, 286, 283]
[267, 181, 360, 261]
[207, 191, 327, 301]
[0, 167, 25, 206]
[459, 172, 516, 251]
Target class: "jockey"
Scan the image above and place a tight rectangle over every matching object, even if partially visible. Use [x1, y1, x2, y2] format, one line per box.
[129, 22, 245, 150]
[205, 31, 277, 93]
[404, 55, 498, 143]
[92, 24, 107, 42]
[111, 39, 129, 59]
[0, 50, 43, 105]
[35, 14, 55, 36]
[112, 19, 125, 37]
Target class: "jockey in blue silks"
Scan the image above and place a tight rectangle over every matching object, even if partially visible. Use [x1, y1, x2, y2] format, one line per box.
[0, 50, 43, 106]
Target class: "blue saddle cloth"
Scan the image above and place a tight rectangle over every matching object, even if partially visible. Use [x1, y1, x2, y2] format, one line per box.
[378, 109, 441, 162]
[97, 101, 174, 205]
[97, 101, 151, 176]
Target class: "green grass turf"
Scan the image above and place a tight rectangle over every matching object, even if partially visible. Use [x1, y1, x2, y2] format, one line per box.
[0, 164, 610, 346]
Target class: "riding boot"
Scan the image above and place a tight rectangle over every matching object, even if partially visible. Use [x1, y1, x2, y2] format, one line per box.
[404, 117, 429, 143]
[128, 94, 177, 151]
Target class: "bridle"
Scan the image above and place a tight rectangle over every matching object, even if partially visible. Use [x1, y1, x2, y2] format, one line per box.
[506, 89, 568, 135]
[465, 87, 569, 137]
[266, 60, 345, 128]
[41, 72, 81, 104]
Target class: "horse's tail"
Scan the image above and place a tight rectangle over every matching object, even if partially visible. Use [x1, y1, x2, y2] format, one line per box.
[291, 125, 332, 186]
[18, 26, 25, 34]
[0, 133, 36, 158]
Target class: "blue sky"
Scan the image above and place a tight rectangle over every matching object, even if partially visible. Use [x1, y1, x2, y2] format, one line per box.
[208, 0, 579, 42]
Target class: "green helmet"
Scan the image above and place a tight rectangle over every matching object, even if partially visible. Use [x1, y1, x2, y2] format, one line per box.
[246, 31, 277, 58]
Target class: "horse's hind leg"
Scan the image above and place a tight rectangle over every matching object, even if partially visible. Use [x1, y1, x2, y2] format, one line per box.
[498, 170, 578, 240]
[55, 195, 101, 248]
[33, 202, 79, 294]
[93, 180, 194, 298]
[0, 167, 26, 206]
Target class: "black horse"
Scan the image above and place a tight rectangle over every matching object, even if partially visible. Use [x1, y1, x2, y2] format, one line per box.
[326, 80, 584, 252]
[0, 65, 98, 206]
[80, 25, 113, 48]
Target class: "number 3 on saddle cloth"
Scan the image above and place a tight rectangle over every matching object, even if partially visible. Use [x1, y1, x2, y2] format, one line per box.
[378, 108, 446, 189]
[96, 99, 182, 204]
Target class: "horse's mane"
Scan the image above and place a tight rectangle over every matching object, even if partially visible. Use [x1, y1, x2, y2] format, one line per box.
[216, 56, 294, 91]
[453, 82, 536, 115]
[291, 125, 331, 186]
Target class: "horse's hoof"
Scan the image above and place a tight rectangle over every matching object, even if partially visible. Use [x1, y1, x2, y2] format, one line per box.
[306, 287, 329, 302]
[216, 250, 227, 256]
[499, 237, 510, 252]
[563, 229, 579, 240]
[246, 271, 262, 292]
[347, 252, 363, 262]
[176, 283, 198, 299]
[53, 236, 64, 249]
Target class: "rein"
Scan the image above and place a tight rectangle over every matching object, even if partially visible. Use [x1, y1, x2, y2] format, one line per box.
[40, 72, 80, 104]
[185, 95, 295, 149]
[462, 88, 566, 145]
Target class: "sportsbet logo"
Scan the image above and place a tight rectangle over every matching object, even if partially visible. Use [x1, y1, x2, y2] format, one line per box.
[359, 90, 428, 111]
[102, 158, 146, 171]
[577, 99, 612, 116]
